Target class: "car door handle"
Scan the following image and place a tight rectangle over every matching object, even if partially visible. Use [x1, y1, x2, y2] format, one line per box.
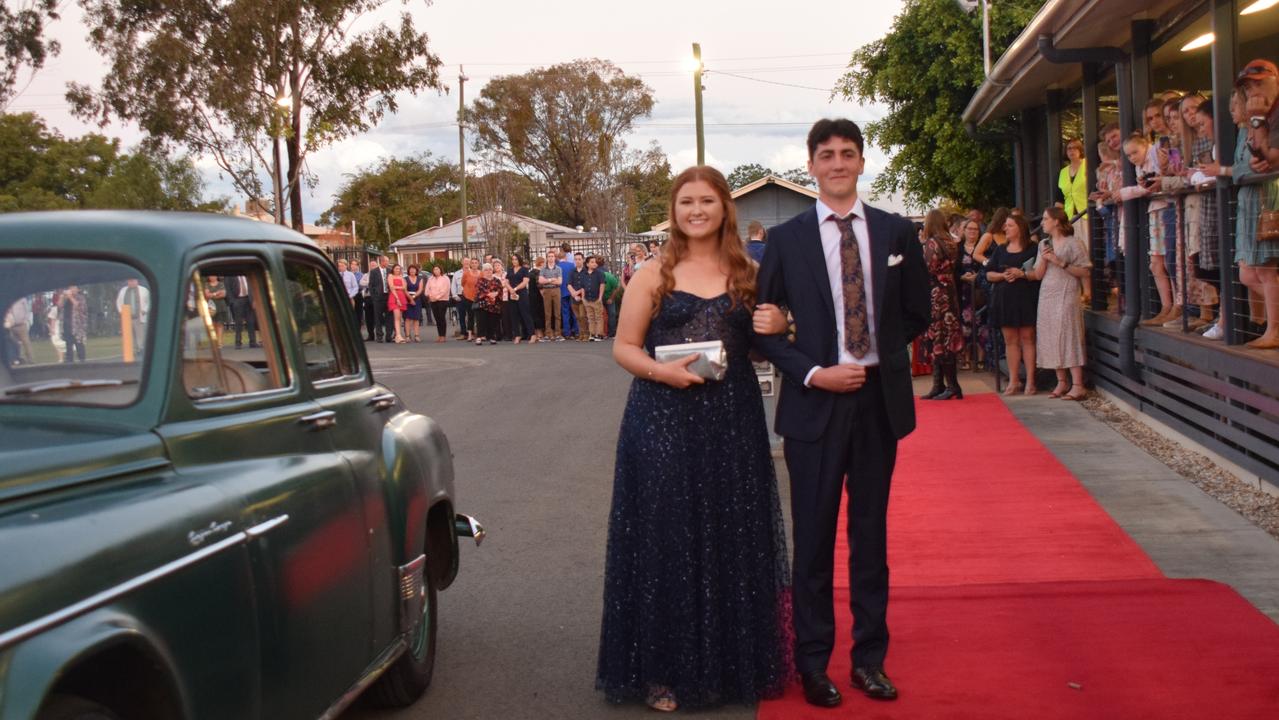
[367, 393, 397, 411]
[299, 410, 337, 430]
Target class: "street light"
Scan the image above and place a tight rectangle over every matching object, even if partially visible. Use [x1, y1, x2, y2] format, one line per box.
[954, 0, 991, 78]
[690, 43, 705, 166]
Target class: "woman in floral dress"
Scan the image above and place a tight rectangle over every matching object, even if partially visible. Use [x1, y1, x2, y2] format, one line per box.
[920, 210, 964, 400]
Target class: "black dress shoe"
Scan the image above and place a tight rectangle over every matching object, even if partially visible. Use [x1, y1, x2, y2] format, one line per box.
[800, 671, 842, 707]
[851, 666, 898, 700]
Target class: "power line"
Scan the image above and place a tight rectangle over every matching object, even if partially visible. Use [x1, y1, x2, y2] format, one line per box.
[709, 71, 834, 93]
[455, 52, 851, 67]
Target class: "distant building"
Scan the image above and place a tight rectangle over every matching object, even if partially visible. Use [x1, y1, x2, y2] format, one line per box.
[389, 210, 578, 266]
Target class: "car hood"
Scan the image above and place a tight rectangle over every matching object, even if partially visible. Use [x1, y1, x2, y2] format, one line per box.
[0, 418, 170, 504]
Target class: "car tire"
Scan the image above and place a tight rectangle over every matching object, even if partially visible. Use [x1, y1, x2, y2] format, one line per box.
[36, 694, 122, 720]
[368, 556, 438, 707]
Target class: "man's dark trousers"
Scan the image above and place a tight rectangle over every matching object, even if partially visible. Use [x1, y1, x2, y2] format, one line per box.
[784, 369, 896, 673]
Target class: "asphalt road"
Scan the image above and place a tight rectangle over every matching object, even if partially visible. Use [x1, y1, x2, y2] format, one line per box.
[343, 338, 758, 720]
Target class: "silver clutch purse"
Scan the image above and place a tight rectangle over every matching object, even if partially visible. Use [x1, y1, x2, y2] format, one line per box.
[653, 340, 727, 381]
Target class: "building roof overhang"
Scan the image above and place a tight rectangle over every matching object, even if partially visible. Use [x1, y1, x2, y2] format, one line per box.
[961, 0, 1191, 127]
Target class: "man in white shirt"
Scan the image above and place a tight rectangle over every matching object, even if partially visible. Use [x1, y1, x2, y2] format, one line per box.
[114, 278, 151, 354]
[4, 296, 34, 365]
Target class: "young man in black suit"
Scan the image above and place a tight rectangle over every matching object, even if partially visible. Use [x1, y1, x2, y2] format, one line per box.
[367, 256, 391, 342]
[755, 119, 930, 707]
[226, 275, 258, 349]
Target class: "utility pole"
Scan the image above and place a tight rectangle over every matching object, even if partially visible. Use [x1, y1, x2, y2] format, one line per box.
[692, 43, 705, 165]
[458, 66, 469, 254]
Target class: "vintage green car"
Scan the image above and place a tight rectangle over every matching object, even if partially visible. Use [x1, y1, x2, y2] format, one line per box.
[0, 212, 483, 720]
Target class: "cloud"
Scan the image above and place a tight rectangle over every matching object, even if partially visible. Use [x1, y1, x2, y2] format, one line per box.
[767, 144, 809, 172]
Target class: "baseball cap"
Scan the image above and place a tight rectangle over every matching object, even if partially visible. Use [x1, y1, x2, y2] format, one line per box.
[1236, 59, 1279, 86]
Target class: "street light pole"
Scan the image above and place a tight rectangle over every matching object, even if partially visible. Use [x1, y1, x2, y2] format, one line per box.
[981, 0, 991, 77]
[458, 65, 469, 254]
[692, 43, 705, 165]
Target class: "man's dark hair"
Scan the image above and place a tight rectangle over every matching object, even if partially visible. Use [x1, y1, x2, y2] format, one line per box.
[807, 118, 864, 158]
[574, 251, 584, 258]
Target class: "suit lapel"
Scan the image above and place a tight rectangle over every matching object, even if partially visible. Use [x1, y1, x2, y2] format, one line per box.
[864, 205, 890, 331]
[799, 208, 836, 323]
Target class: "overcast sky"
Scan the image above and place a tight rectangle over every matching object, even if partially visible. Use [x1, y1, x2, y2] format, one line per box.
[9, 0, 909, 223]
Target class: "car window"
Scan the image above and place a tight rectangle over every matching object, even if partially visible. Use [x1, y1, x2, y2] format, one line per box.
[0, 258, 148, 406]
[285, 261, 358, 382]
[182, 262, 288, 400]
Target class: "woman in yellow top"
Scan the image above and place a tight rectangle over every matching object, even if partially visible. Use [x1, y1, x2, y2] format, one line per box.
[1057, 138, 1088, 249]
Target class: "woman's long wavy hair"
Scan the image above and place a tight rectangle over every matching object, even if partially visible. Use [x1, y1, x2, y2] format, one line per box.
[654, 166, 756, 314]
[923, 209, 958, 260]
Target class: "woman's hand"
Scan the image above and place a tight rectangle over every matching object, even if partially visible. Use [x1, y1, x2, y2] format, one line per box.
[961, 272, 976, 283]
[654, 354, 704, 389]
[752, 303, 788, 335]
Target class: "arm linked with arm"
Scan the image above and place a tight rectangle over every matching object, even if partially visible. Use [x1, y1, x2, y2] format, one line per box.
[752, 232, 823, 385]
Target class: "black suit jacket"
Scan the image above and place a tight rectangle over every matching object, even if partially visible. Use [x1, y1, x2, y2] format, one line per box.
[367, 266, 389, 301]
[756, 203, 930, 442]
[226, 276, 252, 303]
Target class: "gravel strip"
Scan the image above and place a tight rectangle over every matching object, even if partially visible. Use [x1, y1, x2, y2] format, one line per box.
[1080, 394, 1279, 541]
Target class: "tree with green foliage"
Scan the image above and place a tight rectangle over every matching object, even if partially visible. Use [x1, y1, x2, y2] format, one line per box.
[837, 0, 1040, 211]
[318, 153, 460, 251]
[0, 112, 221, 212]
[778, 167, 815, 189]
[616, 143, 672, 232]
[726, 163, 772, 190]
[88, 146, 227, 212]
[70, 0, 445, 231]
[0, 1, 60, 110]
[725, 163, 813, 191]
[467, 59, 654, 227]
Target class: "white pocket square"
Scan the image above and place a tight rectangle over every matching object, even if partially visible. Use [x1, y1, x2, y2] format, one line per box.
[887, 254, 904, 267]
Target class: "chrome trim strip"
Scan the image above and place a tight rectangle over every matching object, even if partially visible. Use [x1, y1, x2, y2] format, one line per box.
[317, 638, 408, 720]
[0, 514, 290, 652]
[245, 514, 290, 538]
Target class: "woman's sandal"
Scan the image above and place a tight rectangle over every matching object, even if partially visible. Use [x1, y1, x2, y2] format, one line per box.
[1048, 383, 1069, 399]
[1002, 383, 1022, 396]
[646, 686, 678, 713]
[1063, 388, 1088, 401]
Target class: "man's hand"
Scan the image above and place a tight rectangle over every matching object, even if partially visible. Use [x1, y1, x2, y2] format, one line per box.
[810, 364, 867, 393]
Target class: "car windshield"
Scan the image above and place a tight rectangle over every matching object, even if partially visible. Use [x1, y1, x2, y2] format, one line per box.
[0, 258, 149, 406]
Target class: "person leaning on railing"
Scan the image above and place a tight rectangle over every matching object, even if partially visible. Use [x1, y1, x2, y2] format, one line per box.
[1114, 132, 1176, 325]
[1236, 59, 1279, 349]
[1160, 92, 1217, 332]
[1090, 123, 1125, 307]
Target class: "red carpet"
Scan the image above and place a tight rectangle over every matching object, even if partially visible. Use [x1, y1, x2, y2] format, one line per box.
[758, 394, 1279, 719]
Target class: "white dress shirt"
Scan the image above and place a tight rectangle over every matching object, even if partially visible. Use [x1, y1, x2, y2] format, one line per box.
[342, 270, 359, 298]
[805, 197, 879, 386]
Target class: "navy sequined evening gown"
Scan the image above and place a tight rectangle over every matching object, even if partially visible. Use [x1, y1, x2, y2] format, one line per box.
[597, 290, 792, 709]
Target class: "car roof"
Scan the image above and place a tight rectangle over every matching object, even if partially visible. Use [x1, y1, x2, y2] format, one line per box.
[0, 210, 319, 254]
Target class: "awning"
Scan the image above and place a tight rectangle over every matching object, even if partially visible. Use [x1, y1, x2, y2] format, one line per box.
[962, 0, 1188, 126]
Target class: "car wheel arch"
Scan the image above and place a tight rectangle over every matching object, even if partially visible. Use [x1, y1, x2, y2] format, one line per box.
[36, 632, 187, 720]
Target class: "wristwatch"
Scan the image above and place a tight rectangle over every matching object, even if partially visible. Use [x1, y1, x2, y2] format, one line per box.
[1251, 116, 1269, 129]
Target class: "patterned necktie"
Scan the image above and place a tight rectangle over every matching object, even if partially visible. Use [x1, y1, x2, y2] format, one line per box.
[832, 213, 871, 359]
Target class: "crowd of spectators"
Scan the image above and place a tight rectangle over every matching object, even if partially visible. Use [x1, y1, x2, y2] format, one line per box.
[340, 242, 661, 347]
[1089, 57, 1279, 349]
